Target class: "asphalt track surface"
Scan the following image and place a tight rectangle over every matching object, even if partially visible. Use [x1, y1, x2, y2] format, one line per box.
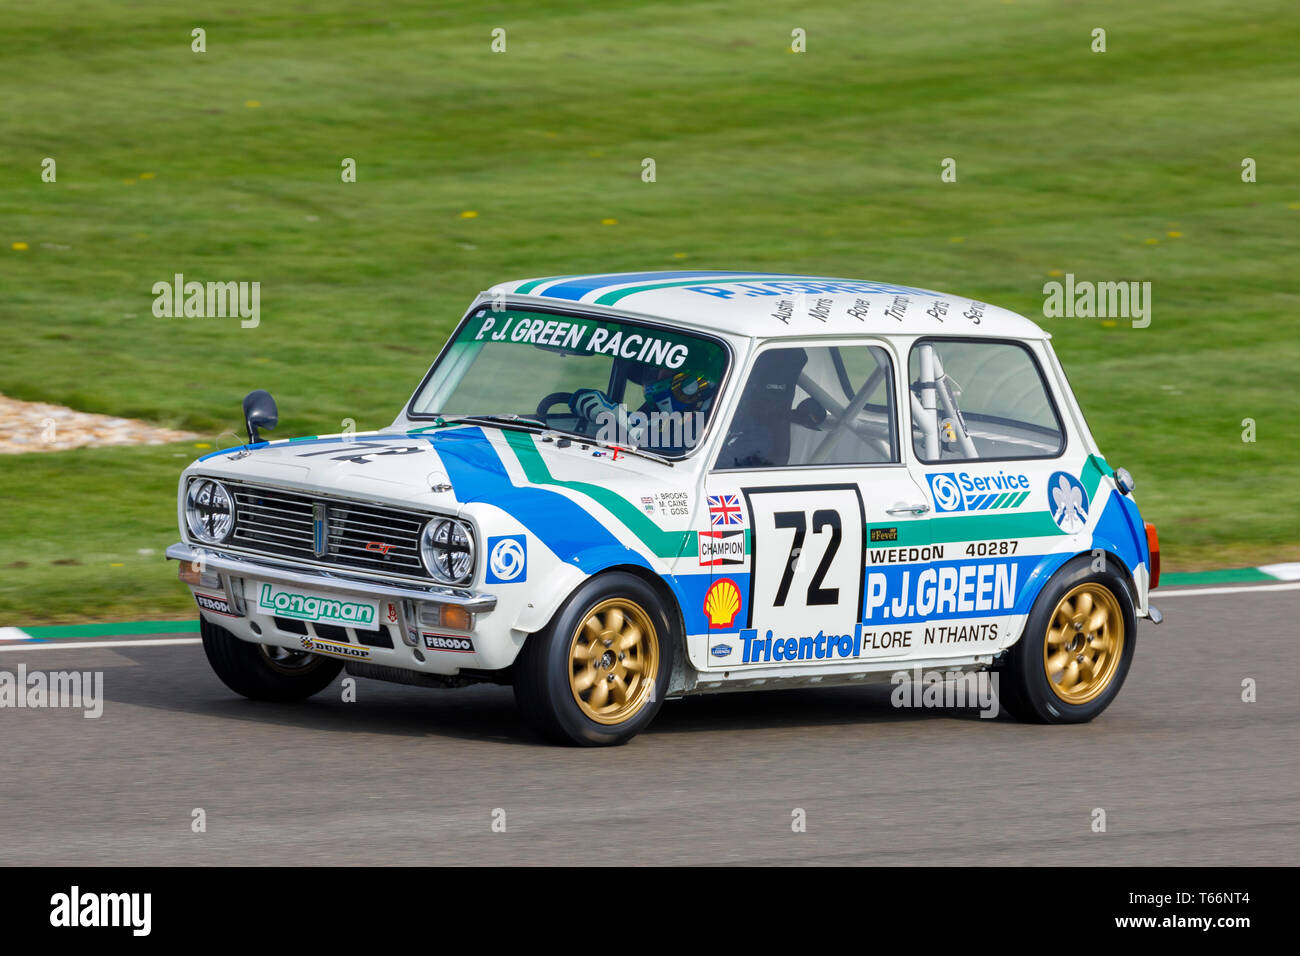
[2, 585, 1295, 866]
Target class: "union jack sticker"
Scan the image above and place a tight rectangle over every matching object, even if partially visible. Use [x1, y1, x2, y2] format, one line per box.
[707, 493, 745, 527]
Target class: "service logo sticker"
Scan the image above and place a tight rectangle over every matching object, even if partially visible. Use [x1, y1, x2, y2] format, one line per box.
[1048, 471, 1089, 533]
[486, 534, 527, 583]
[926, 470, 1031, 513]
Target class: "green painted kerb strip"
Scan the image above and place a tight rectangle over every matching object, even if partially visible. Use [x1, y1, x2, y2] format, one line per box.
[1158, 567, 1274, 586]
[22, 619, 199, 639]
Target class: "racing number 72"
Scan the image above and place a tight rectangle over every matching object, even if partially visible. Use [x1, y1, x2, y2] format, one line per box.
[772, 509, 841, 607]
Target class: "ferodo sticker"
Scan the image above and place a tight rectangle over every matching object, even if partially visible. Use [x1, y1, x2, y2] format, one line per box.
[423, 633, 475, 653]
[194, 592, 236, 616]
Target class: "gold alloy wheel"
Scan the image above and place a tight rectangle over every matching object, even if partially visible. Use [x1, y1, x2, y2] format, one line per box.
[1043, 583, 1125, 704]
[568, 598, 660, 725]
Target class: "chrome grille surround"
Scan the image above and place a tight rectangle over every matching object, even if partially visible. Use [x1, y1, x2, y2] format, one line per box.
[201, 479, 446, 581]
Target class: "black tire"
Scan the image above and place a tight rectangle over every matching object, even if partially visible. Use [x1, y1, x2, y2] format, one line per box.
[201, 618, 343, 702]
[514, 572, 675, 746]
[999, 555, 1136, 723]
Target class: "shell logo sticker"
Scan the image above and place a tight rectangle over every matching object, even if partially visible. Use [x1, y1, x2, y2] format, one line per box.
[704, 578, 742, 629]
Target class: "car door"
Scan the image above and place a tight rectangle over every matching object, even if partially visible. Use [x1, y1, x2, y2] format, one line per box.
[696, 339, 931, 671]
[897, 336, 1073, 653]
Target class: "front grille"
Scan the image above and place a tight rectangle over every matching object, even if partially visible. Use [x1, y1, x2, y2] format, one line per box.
[273, 616, 308, 635]
[225, 481, 429, 578]
[354, 624, 395, 649]
[313, 623, 350, 643]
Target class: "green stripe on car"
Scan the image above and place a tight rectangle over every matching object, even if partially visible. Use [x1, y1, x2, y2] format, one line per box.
[501, 431, 692, 559]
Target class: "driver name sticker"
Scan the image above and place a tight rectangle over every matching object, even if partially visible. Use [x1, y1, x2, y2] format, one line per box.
[653, 491, 689, 517]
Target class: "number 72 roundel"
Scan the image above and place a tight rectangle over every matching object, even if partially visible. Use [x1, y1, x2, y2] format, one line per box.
[742, 485, 866, 637]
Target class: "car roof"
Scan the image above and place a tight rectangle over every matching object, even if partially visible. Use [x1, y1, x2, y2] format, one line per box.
[486, 271, 1049, 341]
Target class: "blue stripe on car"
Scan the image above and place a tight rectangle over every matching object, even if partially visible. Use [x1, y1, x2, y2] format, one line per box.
[428, 427, 650, 571]
[533, 271, 798, 301]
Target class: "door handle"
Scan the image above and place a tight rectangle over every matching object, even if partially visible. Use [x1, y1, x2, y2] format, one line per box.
[886, 503, 931, 515]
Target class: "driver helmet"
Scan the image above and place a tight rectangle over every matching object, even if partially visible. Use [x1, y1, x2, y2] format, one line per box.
[643, 368, 715, 413]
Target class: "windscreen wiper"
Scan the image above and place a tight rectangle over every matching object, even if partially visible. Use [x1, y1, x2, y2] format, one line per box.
[428, 415, 673, 466]
[423, 414, 547, 433]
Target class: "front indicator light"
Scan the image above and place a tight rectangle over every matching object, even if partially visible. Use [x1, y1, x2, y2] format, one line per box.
[178, 561, 202, 587]
[441, 605, 472, 631]
[418, 602, 474, 631]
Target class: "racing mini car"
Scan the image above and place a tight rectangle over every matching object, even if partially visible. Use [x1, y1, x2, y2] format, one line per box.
[170, 271, 1162, 745]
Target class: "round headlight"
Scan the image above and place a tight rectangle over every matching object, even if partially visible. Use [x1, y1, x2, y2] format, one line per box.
[1114, 467, 1136, 496]
[186, 478, 236, 543]
[420, 518, 475, 585]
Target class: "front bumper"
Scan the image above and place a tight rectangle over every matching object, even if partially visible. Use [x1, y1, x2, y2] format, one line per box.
[166, 542, 506, 674]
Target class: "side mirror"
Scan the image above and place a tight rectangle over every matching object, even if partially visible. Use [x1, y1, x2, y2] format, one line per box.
[242, 389, 278, 444]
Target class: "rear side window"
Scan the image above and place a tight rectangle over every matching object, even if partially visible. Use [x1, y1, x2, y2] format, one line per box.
[908, 339, 1063, 462]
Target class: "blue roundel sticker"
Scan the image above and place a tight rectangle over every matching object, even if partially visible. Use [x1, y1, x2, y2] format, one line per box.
[1047, 471, 1089, 533]
[486, 535, 527, 583]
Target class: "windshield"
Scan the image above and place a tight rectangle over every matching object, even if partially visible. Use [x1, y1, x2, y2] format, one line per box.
[409, 307, 730, 457]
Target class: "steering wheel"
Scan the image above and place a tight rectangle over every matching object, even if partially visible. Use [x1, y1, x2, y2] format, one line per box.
[536, 391, 575, 419]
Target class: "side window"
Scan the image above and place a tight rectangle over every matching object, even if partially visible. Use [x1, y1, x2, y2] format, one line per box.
[715, 345, 899, 470]
[908, 339, 1064, 462]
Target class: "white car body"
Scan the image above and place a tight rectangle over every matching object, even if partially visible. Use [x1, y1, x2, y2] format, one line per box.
[169, 271, 1157, 699]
